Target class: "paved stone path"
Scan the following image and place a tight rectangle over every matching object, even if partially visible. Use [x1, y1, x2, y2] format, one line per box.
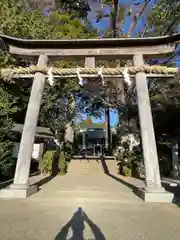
[0, 159, 180, 240]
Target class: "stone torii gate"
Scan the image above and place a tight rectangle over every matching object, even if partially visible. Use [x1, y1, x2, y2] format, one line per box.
[0, 33, 180, 202]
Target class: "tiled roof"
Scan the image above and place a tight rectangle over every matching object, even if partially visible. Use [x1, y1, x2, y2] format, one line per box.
[12, 124, 53, 139]
[79, 118, 106, 129]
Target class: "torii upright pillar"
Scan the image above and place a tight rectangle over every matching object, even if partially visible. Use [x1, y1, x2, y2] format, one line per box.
[0, 55, 48, 198]
[133, 53, 173, 202]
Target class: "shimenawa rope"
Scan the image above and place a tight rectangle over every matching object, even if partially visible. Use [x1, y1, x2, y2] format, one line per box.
[0, 65, 178, 80]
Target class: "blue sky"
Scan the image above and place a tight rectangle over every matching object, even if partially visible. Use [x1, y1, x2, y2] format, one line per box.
[82, 0, 180, 126]
[82, 109, 119, 127]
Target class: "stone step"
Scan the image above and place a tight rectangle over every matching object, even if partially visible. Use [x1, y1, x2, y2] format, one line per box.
[30, 197, 142, 206]
[31, 188, 141, 204]
[68, 170, 104, 174]
[68, 160, 117, 174]
[34, 193, 134, 201]
[34, 176, 136, 197]
[68, 166, 103, 169]
[68, 167, 104, 170]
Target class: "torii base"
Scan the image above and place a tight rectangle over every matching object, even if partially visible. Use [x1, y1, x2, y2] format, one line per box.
[0, 184, 38, 199]
[135, 187, 174, 203]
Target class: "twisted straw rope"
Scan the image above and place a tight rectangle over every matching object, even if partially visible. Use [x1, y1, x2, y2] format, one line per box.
[0, 65, 178, 80]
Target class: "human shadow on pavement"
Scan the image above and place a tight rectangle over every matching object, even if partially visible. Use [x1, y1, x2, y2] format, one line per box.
[54, 207, 106, 240]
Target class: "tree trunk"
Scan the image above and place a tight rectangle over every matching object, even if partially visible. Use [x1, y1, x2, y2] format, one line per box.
[127, 0, 150, 37]
[51, 145, 60, 176]
[111, 0, 119, 38]
[105, 107, 111, 155]
[64, 95, 75, 144]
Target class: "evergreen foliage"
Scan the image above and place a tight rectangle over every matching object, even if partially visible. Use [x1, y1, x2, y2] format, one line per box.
[0, 0, 96, 177]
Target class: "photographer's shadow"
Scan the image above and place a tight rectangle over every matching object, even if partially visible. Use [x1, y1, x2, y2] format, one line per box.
[55, 207, 106, 240]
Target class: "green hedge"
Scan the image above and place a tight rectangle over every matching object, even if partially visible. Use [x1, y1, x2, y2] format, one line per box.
[42, 147, 72, 175]
[42, 150, 54, 173]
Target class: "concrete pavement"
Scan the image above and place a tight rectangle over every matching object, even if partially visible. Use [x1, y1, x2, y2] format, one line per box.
[0, 159, 180, 240]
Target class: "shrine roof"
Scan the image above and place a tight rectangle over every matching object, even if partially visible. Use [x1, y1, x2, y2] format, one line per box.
[0, 33, 180, 49]
[12, 124, 53, 140]
[79, 120, 106, 129]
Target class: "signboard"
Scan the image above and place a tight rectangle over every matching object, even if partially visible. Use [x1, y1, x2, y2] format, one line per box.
[32, 144, 44, 160]
[13, 143, 44, 161]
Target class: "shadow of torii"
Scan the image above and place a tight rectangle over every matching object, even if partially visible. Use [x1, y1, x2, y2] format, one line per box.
[55, 207, 106, 240]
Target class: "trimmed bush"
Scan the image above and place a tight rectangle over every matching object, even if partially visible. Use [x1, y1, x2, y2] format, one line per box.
[43, 150, 54, 173]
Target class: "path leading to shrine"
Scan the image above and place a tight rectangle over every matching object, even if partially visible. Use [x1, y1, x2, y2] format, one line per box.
[30, 159, 142, 206]
[0, 159, 180, 240]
